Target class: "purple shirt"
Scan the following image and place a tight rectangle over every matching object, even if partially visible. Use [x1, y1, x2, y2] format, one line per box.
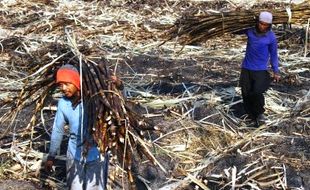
[242, 28, 279, 73]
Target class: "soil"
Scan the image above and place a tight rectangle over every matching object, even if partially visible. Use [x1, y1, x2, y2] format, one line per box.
[0, 180, 38, 190]
[110, 32, 310, 189]
[1, 37, 309, 189]
[0, 1, 309, 190]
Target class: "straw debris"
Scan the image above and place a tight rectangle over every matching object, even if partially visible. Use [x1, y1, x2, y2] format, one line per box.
[0, 0, 309, 190]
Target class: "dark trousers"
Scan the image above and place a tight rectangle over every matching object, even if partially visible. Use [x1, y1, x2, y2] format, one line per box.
[239, 68, 271, 119]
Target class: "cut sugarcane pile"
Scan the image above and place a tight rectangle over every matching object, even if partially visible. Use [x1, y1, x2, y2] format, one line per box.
[0, 0, 309, 190]
[165, 1, 310, 44]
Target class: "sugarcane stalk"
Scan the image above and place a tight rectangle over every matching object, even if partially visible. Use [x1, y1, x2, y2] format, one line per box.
[84, 62, 99, 95]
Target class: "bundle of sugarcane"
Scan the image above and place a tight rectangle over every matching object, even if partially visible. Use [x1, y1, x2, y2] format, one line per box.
[79, 58, 167, 189]
[0, 42, 166, 189]
[165, 2, 310, 45]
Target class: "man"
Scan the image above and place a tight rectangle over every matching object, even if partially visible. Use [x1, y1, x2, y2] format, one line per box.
[45, 64, 110, 190]
[239, 11, 280, 127]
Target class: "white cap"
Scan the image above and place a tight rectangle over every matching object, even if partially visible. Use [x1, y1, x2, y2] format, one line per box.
[259, 11, 273, 24]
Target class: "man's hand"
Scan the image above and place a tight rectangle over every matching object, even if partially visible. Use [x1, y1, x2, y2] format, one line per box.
[110, 75, 118, 83]
[45, 159, 54, 173]
[111, 75, 124, 90]
[272, 72, 280, 82]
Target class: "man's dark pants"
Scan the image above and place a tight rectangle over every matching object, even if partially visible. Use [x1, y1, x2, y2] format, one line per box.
[239, 68, 271, 119]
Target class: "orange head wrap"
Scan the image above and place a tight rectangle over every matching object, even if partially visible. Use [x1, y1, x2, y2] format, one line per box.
[56, 65, 80, 90]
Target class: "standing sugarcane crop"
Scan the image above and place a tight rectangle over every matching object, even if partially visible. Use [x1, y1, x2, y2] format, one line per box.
[238, 11, 281, 127]
[44, 64, 123, 190]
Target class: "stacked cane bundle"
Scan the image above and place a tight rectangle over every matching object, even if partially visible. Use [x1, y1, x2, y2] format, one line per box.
[79, 58, 166, 188]
[165, 2, 310, 45]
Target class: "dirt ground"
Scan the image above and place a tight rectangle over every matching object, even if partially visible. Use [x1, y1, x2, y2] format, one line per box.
[116, 38, 310, 189]
[0, 0, 309, 190]
[1, 35, 309, 190]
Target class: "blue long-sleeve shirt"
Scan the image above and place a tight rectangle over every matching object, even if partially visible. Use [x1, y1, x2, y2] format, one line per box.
[242, 28, 279, 73]
[49, 97, 100, 162]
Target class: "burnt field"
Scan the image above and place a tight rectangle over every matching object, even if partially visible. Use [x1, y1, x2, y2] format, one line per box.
[0, 0, 309, 190]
